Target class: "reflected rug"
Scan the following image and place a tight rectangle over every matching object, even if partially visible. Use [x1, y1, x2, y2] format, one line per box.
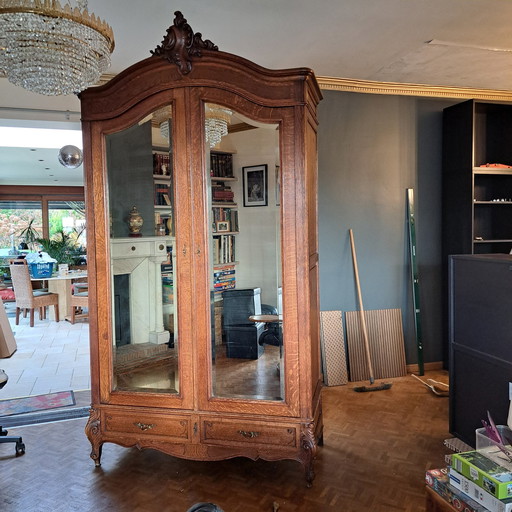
[0, 390, 75, 416]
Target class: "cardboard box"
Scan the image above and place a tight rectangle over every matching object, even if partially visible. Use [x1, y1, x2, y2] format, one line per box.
[452, 449, 512, 499]
[425, 468, 487, 512]
[450, 467, 512, 512]
[0, 299, 16, 358]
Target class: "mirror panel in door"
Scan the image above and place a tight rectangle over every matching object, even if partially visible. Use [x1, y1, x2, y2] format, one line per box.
[208, 104, 283, 401]
[106, 106, 178, 394]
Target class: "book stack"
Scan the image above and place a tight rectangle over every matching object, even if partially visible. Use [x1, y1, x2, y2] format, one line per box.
[212, 183, 234, 204]
[425, 468, 487, 512]
[161, 258, 173, 305]
[210, 152, 233, 177]
[448, 446, 512, 511]
[427, 442, 512, 512]
[213, 264, 236, 296]
[212, 235, 236, 265]
[449, 466, 512, 512]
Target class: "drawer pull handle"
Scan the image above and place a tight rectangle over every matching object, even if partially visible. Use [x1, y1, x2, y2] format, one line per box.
[131, 246, 136, 251]
[159, 244, 165, 251]
[134, 422, 155, 431]
[238, 430, 260, 439]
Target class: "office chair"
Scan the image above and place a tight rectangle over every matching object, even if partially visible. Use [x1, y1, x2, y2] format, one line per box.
[0, 369, 25, 456]
[259, 303, 282, 348]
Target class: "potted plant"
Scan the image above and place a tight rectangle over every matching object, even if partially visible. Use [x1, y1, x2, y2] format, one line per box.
[16, 218, 41, 251]
[36, 229, 86, 266]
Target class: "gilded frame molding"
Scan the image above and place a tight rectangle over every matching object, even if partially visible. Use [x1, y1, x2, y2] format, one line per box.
[316, 76, 512, 102]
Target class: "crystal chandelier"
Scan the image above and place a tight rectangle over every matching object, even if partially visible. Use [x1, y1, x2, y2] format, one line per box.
[154, 104, 232, 149]
[205, 103, 232, 148]
[0, 0, 114, 96]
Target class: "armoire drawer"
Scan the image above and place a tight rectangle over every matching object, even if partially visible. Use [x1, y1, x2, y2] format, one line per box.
[104, 410, 190, 439]
[202, 419, 297, 447]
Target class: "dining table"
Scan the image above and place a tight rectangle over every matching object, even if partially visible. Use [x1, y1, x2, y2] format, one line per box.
[31, 270, 87, 322]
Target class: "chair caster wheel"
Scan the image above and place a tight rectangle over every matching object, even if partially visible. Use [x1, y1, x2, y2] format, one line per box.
[16, 441, 25, 455]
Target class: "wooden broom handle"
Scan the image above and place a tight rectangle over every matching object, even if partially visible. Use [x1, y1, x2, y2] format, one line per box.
[349, 229, 375, 383]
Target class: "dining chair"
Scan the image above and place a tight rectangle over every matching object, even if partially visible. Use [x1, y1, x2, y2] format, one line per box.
[70, 291, 88, 324]
[69, 265, 88, 294]
[9, 261, 59, 327]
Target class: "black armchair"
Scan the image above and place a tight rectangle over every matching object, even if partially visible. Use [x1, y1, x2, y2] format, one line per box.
[221, 288, 264, 359]
[0, 369, 25, 456]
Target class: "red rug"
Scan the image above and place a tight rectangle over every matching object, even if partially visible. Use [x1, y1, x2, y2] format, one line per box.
[0, 390, 75, 416]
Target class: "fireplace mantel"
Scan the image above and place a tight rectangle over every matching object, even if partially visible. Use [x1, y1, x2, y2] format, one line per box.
[111, 237, 174, 345]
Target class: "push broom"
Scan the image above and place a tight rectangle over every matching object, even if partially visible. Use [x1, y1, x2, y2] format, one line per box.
[349, 229, 392, 392]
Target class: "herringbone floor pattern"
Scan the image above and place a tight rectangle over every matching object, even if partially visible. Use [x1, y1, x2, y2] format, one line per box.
[0, 370, 450, 512]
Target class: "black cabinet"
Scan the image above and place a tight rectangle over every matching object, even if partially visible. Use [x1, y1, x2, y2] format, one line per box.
[448, 254, 512, 446]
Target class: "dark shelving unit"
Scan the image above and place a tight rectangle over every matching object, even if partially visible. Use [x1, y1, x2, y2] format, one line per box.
[442, 100, 512, 364]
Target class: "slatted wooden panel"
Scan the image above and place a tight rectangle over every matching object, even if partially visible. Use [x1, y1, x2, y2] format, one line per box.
[345, 308, 407, 381]
[320, 311, 348, 386]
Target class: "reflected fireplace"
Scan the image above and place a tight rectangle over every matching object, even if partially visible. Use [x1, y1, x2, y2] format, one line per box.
[111, 237, 171, 345]
[114, 274, 130, 346]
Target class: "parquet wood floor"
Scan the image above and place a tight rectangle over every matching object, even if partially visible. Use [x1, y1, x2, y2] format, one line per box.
[213, 345, 282, 400]
[0, 371, 450, 512]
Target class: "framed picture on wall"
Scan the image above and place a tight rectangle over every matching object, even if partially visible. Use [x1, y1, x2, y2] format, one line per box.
[243, 164, 268, 207]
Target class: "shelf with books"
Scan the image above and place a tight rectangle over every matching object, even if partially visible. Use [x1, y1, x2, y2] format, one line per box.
[153, 147, 171, 177]
[212, 234, 236, 265]
[154, 180, 171, 206]
[153, 171, 173, 235]
[161, 242, 175, 343]
[211, 184, 235, 204]
[212, 206, 239, 233]
[210, 152, 238, 294]
[210, 151, 234, 178]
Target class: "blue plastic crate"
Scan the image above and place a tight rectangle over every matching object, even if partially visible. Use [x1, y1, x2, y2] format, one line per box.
[29, 262, 54, 278]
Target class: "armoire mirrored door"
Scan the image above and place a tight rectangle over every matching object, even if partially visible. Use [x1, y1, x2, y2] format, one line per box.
[105, 104, 179, 395]
[204, 103, 284, 402]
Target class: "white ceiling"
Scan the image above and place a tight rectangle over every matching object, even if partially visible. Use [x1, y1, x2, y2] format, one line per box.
[4, 0, 512, 186]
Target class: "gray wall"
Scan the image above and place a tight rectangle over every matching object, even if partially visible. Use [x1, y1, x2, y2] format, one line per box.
[107, 122, 155, 238]
[317, 90, 456, 364]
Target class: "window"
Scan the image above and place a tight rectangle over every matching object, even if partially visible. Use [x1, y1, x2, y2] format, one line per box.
[0, 186, 85, 257]
[48, 200, 86, 246]
[0, 200, 42, 254]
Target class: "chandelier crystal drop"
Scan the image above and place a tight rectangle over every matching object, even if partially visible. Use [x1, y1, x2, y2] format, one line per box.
[205, 104, 232, 148]
[0, 0, 115, 96]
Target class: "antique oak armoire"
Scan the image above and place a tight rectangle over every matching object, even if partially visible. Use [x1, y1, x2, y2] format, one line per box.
[80, 11, 323, 484]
